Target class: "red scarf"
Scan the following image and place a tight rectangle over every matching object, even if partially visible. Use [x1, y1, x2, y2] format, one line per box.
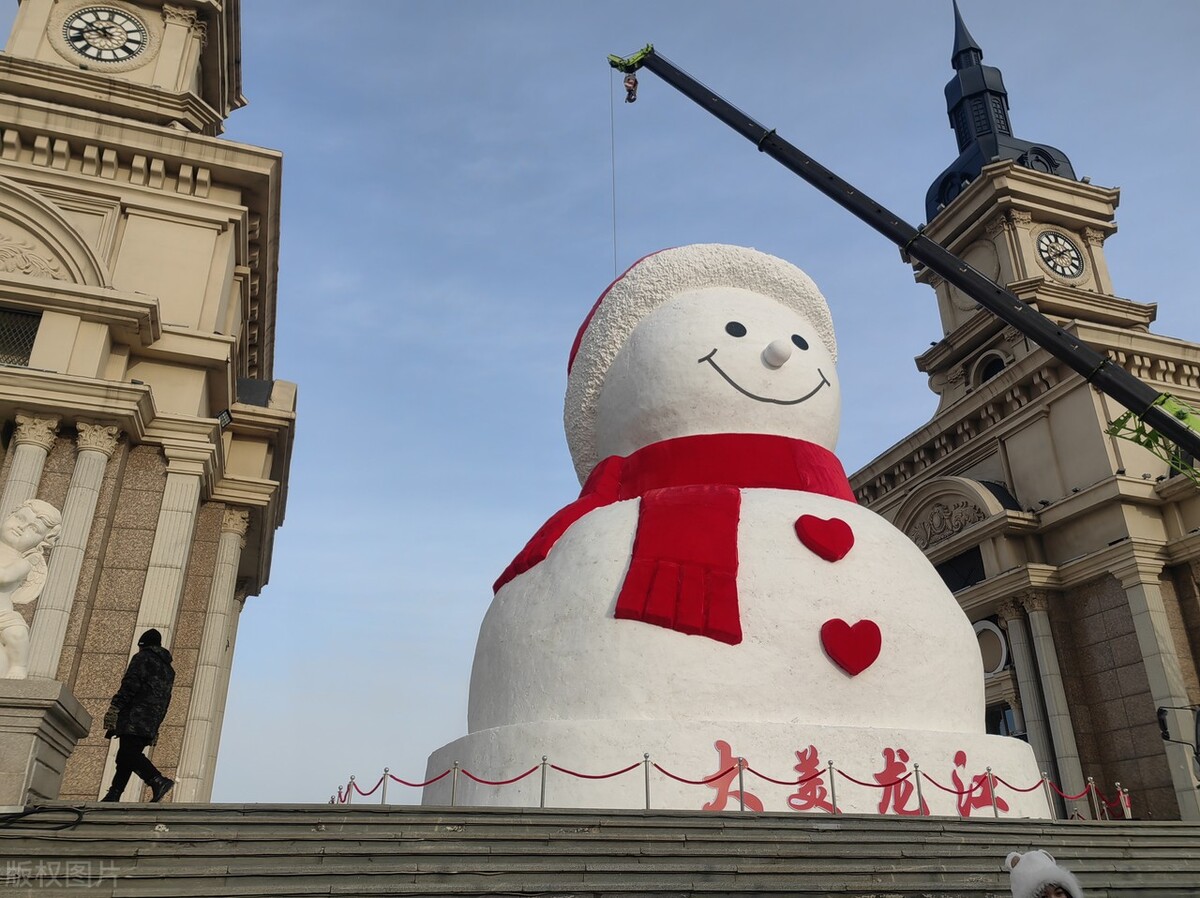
[493, 433, 856, 645]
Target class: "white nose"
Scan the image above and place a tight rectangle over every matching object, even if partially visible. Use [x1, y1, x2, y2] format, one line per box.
[762, 337, 793, 368]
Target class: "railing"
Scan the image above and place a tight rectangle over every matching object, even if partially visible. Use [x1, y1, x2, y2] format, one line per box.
[330, 755, 1134, 822]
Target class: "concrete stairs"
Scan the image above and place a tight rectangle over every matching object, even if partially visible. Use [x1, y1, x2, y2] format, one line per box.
[0, 803, 1198, 897]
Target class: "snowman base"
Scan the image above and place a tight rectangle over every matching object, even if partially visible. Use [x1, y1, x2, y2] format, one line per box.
[423, 719, 1051, 817]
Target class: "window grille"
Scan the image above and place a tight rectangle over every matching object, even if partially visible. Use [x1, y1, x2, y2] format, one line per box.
[0, 308, 40, 366]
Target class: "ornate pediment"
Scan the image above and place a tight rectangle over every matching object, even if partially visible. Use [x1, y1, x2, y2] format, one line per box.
[907, 499, 987, 549]
[0, 230, 66, 281]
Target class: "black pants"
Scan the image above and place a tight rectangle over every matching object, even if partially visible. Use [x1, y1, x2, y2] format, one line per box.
[107, 736, 162, 794]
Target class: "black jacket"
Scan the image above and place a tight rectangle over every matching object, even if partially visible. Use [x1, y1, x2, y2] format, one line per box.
[109, 645, 175, 740]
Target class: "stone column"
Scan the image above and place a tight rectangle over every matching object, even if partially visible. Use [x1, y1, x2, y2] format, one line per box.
[1021, 589, 1089, 815]
[27, 423, 121, 681]
[204, 591, 246, 799]
[998, 599, 1061, 814]
[99, 469, 203, 800]
[0, 413, 59, 520]
[1117, 563, 1200, 820]
[174, 508, 249, 802]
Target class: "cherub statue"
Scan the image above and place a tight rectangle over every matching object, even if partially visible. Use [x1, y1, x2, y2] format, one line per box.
[0, 499, 62, 679]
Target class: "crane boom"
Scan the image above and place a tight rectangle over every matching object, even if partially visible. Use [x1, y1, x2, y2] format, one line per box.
[609, 46, 1200, 469]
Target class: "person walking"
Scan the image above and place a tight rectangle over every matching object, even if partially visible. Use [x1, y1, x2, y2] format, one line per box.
[101, 628, 175, 803]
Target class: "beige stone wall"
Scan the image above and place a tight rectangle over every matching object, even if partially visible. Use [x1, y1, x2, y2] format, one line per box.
[1055, 576, 1176, 820]
[1160, 571, 1199, 704]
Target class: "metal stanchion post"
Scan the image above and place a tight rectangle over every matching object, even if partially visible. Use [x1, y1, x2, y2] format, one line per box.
[828, 761, 838, 816]
[913, 764, 925, 816]
[643, 753, 651, 810]
[737, 757, 746, 812]
[451, 761, 459, 807]
[987, 767, 998, 818]
[347, 775, 355, 805]
[540, 756, 548, 809]
[1040, 772, 1054, 819]
[381, 768, 389, 806]
[1121, 787, 1132, 820]
[1087, 776, 1100, 821]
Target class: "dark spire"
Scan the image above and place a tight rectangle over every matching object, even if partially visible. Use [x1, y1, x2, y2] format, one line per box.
[925, 2, 1076, 221]
[950, 1, 982, 70]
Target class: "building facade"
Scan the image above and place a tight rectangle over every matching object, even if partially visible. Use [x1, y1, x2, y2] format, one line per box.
[851, 7, 1200, 820]
[0, 0, 293, 802]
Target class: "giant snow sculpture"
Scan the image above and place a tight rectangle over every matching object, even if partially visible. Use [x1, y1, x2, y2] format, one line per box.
[425, 244, 1049, 816]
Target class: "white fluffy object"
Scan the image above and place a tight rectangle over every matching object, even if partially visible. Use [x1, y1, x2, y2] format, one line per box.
[1005, 850, 1084, 898]
[564, 244, 836, 483]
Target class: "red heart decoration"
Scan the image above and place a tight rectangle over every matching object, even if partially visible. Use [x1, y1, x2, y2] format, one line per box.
[795, 515, 854, 561]
[820, 618, 881, 676]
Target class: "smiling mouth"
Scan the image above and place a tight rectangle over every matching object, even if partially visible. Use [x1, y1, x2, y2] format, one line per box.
[698, 349, 830, 405]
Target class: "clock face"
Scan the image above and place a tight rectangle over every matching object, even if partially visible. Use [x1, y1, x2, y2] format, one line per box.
[1036, 231, 1085, 279]
[63, 7, 148, 62]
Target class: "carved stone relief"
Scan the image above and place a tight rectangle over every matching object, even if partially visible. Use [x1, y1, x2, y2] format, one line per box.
[0, 232, 65, 280]
[907, 499, 987, 549]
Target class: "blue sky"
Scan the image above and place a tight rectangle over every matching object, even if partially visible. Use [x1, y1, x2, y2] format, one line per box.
[10, 1, 1200, 802]
[222, 1, 1199, 803]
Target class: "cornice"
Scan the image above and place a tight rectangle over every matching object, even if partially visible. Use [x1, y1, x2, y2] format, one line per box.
[916, 309, 1007, 373]
[1009, 278, 1156, 330]
[921, 160, 1120, 253]
[1056, 537, 1167, 589]
[0, 55, 223, 134]
[1032, 475, 1160, 529]
[226, 400, 294, 524]
[0, 92, 279, 188]
[142, 412, 220, 485]
[0, 273, 160, 345]
[1165, 530, 1200, 566]
[210, 473, 278, 510]
[953, 563, 1061, 618]
[0, 368, 154, 437]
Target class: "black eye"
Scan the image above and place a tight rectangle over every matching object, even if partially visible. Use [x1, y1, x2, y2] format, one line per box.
[725, 321, 747, 337]
[791, 334, 809, 350]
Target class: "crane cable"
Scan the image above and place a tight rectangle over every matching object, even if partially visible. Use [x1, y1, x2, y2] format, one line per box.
[609, 69, 619, 277]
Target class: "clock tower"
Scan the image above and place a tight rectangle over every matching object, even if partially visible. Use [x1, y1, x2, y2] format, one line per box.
[3, 0, 238, 134]
[851, 3, 1200, 821]
[0, 0, 295, 805]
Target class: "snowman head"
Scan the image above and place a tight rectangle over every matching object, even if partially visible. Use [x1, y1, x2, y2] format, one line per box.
[565, 244, 840, 483]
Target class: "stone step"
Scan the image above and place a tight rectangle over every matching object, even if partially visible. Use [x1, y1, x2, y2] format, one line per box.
[0, 803, 1195, 898]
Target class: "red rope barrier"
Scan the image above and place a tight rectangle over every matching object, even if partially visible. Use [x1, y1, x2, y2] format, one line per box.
[920, 771, 985, 796]
[836, 768, 911, 789]
[550, 762, 640, 780]
[745, 766, 825, 786]
[1047, 781, 1092, 801]
[460, 765, 539, 786]
[992, 774, 1044, 794]
[388, 769, 450, 788]
[350, 775, 385, 797]
[653, 763, 737, 786]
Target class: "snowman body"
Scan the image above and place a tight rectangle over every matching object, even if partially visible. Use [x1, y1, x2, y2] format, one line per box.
[468, 489, 981, 734]
[425, 245, 1048, 816]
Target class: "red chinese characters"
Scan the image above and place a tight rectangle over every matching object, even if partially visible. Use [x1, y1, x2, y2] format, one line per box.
[951, 749, 1009, 817]
[701, 739, 763, 812]
[874, 747, 928, 816]
[787, 745, 838, 814]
